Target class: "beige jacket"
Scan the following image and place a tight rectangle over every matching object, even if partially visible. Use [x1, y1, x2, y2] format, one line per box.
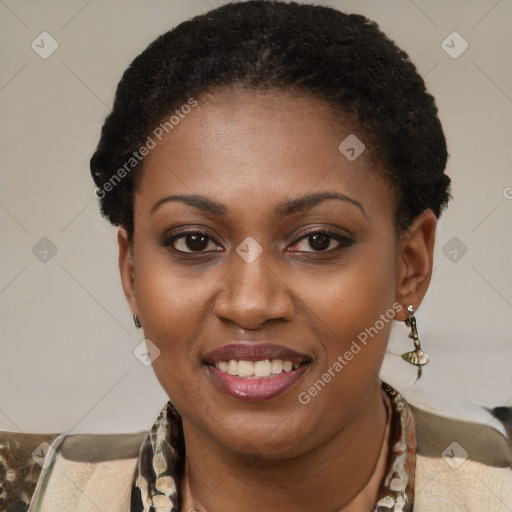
[2, 403, 511, 511]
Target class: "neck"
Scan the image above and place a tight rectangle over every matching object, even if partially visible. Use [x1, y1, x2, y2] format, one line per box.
[178, 381, 391, 512]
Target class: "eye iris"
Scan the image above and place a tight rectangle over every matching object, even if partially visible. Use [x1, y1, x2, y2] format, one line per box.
[309, 233, 330, 251]
[187, 234, 209, 251]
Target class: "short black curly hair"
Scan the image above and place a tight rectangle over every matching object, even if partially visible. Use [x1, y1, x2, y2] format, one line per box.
[90, 0, 450, 240]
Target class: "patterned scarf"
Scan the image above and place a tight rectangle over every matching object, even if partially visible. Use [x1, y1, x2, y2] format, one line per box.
[131, 382, 416, 511]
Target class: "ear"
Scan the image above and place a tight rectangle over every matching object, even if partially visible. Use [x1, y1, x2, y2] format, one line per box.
[118, 226, 139, 316]
[395, 209, 437, 321]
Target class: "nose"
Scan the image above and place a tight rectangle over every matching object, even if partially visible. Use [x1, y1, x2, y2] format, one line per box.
[213, 248, 295, 330]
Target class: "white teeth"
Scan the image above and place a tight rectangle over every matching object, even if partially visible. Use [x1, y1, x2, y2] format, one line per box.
[227, 360, 238, 375]
[254, 360, 272, 377]
[214, 359, 303, 378]
[270, 359, 283, 374]
[282, 361, 293, 372]
[238, 360, 254, 377]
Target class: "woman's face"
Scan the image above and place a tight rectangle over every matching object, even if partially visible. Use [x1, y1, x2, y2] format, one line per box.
[119, 90, 433, 458]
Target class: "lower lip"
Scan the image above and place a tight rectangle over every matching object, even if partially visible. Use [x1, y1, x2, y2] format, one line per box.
[206, 364, 310, 401]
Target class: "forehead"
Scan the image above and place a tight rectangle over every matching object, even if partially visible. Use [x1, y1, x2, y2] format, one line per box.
[135, 90, 394, 223]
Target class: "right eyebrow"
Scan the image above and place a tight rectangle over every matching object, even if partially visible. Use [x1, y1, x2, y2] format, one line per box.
[150, 194, 227, 216]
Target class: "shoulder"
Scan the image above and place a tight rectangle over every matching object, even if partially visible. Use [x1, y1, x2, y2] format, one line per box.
[412, 402, 512, 466]
[0, 430, 147, 512]
[0, 430, 60, 511]
[27, 431, 147, 511]
[410, 401, 512, 511]
[415, 454, 512, 511]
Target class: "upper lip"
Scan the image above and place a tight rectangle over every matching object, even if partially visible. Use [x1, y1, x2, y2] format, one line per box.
[203, 343, 312, 364]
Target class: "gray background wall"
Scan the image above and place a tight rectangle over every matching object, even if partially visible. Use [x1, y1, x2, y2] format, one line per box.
[1, 0, 511, 434]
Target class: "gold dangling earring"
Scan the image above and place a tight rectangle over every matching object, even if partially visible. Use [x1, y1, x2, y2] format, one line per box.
[401, 305, 429, 380]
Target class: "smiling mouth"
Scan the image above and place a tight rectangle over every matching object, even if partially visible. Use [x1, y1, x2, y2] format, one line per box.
[205, 358, 311, 401]
[209, 359, 310, 379]
[202, 342, 312, 400]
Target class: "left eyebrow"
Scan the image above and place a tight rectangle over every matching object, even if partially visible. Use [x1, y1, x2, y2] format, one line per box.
[274, 191, 367, 218]
[149, 191, 367, 218]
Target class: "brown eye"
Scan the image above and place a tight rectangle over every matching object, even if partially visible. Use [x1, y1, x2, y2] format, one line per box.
[308, 232, 331, 251]
[290, 230, 353, 253]
[183, 233, 209, 251]
[163, 231, 222, 253]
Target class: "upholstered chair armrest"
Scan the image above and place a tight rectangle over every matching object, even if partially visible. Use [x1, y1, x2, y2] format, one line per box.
[0, 431, 60, 512]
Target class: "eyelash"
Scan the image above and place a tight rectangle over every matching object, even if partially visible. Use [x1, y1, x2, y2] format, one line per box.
[161, 228, 354, 255]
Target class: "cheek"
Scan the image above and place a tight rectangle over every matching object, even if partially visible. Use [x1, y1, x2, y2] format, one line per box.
[294, 243, 398, 402]
[135, 249, 213, 333]
[330, 267, 396, 335]
[293, 261, 397, 433]
[135, 259, 210, 403]
[133, 251, 214, 386]
[296, 249, 397, 339]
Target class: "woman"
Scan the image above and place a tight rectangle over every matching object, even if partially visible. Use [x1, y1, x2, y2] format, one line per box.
[2, 1, 511, 511]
